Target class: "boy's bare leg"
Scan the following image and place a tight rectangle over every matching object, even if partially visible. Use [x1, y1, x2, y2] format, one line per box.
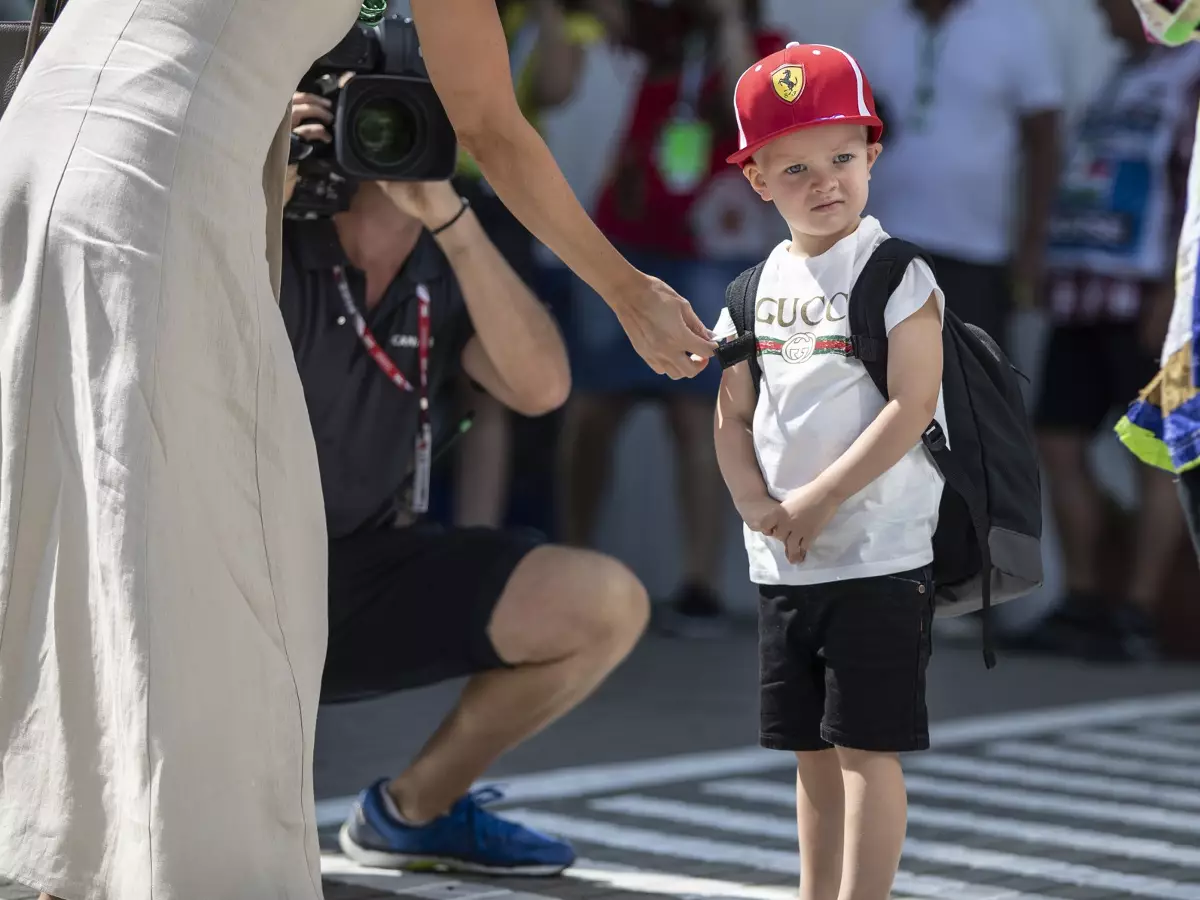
[836, 748, 907, 900]
[38, 894, 62, 900]
[795, 749, 845, 900]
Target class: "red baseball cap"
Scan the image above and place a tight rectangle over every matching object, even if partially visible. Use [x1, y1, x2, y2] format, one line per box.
[727, 43, 884, 166]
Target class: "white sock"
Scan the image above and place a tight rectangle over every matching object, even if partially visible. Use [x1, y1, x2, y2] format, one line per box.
[379, 785, 415, 826]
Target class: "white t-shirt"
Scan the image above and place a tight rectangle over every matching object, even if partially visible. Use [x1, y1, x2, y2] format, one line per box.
[714, 217, 947, 586]
[854, 0, 1064, 264]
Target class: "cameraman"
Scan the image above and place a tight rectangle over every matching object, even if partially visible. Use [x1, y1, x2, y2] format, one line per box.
[282, 93, 649, 874]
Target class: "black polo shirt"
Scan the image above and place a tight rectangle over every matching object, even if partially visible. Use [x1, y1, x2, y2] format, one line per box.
[280, 219, 474, 539]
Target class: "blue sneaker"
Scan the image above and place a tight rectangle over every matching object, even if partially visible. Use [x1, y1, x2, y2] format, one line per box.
[338, 780, 577, 876]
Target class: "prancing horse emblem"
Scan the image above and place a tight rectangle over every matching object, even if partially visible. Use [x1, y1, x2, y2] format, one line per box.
[771, 64, 805, 104]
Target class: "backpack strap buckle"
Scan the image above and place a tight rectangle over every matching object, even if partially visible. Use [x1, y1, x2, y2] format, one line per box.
[715, 333, 758, 370]
[923, 421, 948, 451]
[849, 335, 887, 363]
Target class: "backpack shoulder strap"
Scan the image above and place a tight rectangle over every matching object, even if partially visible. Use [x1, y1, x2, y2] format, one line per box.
[848, 237, 936, 401]
[850, 241, 996, 664]
[716, 260, 767, 392]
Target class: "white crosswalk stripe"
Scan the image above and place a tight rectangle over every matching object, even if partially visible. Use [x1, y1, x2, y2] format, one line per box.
[985, 741, 1200, 787]
[1064, 731, 1200, 764]
[503, 718, 1200, 899]
[1142, 720, 1200, 742]
[579, 795, 1200, 899]
[591, 791, 1200, 867]
[904, 753, 1200, 808]
[706, 774, 1200, 835]
[318, 699, 1200, 900]
[504, 808, 1063, 900]
[566, 858, 1054, 900]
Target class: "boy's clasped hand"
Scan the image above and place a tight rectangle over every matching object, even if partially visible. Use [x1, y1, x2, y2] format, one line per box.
[740, 483, 840, 564]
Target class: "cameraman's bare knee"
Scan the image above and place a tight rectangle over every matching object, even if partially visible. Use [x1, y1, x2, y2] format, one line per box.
[488, 545, 649, 668]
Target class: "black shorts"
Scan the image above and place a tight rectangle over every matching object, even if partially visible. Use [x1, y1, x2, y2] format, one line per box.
[1035, 323, 1159, 434]
[758, 566, 935, 753]
[321, 523, 544, 704]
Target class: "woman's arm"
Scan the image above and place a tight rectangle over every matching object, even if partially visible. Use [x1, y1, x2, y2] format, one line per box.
[410, 0, 716, 379]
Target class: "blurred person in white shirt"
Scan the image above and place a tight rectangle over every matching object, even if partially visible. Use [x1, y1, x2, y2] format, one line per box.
[855, 0, 1063, 349]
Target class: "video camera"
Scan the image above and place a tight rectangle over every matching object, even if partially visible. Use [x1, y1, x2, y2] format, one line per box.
[286, 15, 458, 220]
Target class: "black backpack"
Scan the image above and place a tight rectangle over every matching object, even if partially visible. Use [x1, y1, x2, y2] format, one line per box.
[715, 238, 1043, 668]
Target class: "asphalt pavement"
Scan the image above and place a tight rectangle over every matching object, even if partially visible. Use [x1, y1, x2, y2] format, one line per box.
[5, 624, 1200, 900]
[311, 622, 1200, 900]
[313, 621, 1200, 796]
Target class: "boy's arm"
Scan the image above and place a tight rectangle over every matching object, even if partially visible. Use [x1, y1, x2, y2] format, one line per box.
[714, 361, 785, 537]
[780, 293, 943, 561]
[816, 292, 943, 501]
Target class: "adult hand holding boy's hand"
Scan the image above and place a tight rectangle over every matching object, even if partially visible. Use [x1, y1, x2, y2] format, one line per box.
[778, 481, 840, 564]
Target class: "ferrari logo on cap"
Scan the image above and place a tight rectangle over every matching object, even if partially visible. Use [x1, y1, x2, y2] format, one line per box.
[771, 64, 805, 104]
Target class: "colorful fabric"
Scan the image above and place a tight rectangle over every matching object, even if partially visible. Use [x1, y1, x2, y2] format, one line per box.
[1116, 95, 1200, 473]
[1133, 0, 1200, 47]
[1045, 47, 1200, 291]
[756, 335, 856, 359]
[591, 29, 784, 257]
[1117, 338, 1200, 472]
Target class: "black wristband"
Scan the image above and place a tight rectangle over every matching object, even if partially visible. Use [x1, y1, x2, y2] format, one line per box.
[430, 196, 470, 235]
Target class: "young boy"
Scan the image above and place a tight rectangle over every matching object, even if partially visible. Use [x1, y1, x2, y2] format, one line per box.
[713, 44, 946, 900]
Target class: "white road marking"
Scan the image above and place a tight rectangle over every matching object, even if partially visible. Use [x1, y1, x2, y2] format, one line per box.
[986, 741, 1200, 787]
[905, 753, 1200, 808]
[705, 776, 1200, 835]
[315, 696, 1200, 900]
[504, 809, 1061, 900]
[1143, 720, 1200, 742]
[315, 691, 1200, 828]
[320, 856, 556, 899]
[583, 795, 1200, 899]
[898, 837, 1200, 899]
[1064, 731, 1200, 764]
[566, 857, 1038, 900]
[322, 854, 1030, 900]
[564, 859, 801, 900]
[317, 747, 781, 828]
[926, 691, 1200, 744]
[506, 805, 800, 875]
[591, 792, 1200, 867]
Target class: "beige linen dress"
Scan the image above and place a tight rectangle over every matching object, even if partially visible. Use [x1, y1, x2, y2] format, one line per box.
[0, 0, 359, 896]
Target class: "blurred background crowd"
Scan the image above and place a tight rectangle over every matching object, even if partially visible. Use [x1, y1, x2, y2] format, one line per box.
[7, 0, 1198, 663]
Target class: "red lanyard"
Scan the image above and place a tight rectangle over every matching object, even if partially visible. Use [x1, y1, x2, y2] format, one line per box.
[332, 265, 433, 513]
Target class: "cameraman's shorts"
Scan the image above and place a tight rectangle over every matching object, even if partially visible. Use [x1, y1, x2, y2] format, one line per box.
[320, 523, 545, 704]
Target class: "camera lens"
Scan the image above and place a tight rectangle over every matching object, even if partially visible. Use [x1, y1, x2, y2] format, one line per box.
[350, 96, 419, 168]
